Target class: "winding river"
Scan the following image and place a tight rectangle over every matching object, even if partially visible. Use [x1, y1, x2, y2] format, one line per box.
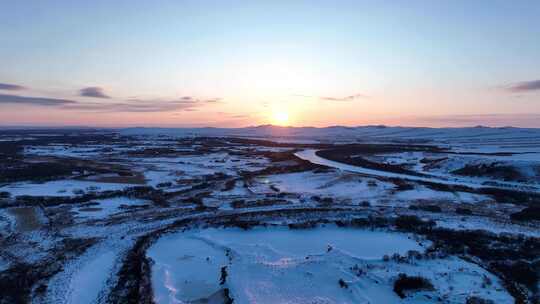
[294, 149, 539, 192]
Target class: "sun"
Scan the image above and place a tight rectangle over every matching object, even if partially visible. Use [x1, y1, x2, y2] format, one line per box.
[272, 111, 289, 126]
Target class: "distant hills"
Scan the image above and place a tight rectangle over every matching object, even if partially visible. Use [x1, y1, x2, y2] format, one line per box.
[120, 124, 540, 144]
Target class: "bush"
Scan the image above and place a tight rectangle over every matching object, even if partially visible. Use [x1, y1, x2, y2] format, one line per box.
[466, 296, 494, 304]
[393, 274, 434, 298]
[510, 207, 540, 221]
[456, 207, 473, 215]
[410, 205, 442, 213]
[360, 201, 371, 207]
[156, 182, 172, 188]
[320, 197, 334, 204]
[452, 163, 523, 181]
[395, 215, 435, 232]
[493, 261, 539, 289]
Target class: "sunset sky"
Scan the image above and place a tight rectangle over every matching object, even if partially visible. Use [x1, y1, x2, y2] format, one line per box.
[1, 1, 539, 127]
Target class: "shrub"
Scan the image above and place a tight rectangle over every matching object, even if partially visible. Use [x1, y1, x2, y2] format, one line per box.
[409, 205, 442, 213]
[456, 207, 473, 215]
[360, 201, 371, 207]
[510, 207, 540, 221]
[493, 261, 539, 289]
[395, 215, 435, 232]
[393, 274, 434, 298]
[156, 182, 172, 188]
[466, 297, 494, 304]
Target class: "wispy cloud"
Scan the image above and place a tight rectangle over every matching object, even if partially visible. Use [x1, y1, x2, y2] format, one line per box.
[0, 83, 25, 91]
[0, 94, 77, 106]
[80, 87, 110, 98]
[294, 93, 368, 101]
[63, 96, 221, 112]
[320, 93, 368, 101]
[0, 92, 221, 113]
[504, 80, 540, 93]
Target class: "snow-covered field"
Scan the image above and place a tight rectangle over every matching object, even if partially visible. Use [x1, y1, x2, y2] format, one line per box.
[1, 127, 539, 304]
[0, 179, 134, 197]
[148, 226, 511, 304]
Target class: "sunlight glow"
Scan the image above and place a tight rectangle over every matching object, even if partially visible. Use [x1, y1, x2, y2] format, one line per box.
[272, 111, 290, 126]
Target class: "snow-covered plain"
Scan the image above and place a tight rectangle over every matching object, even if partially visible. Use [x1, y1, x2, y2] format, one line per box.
[2, 128, 539, 304]
[148, 226, 512, 304]
[0, 179, 134, 197]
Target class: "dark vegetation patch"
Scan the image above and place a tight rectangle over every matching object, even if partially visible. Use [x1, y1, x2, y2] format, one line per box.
[241, 151, 326, 177]
[231, 198, 289, 209]
[226, 137, 330, 149]
[0, 141, 23, 159]
[0, 129, 139, 184]
[478, 188, 540, 206]
[311, 195, 334, 205]
[222, 179, 236, 191]
[0, 161, 102, 183]
[394, 215, 436, 231]
[510, 206, 540, 222]
[466, 296, 495, 304]
[392, 179, 416, 191]
[126, 147, 195, 157]
[419, 181, 540, 207]
[316, 144, 442, 176]
[395, 215, 540, 303]
[409, 204, 442, 213]
[0, 237, 98, 304]
[453, 163, 524, 182]
[393, 273, 434, 298]
[107, 234, 154, 304]
[455, 207, 473, 215]
[338, 278, 348, 288]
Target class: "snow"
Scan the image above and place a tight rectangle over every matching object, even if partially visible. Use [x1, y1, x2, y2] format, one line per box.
[295, 149, 540, 192]
[252, 171, 394, 204]
[395, 186, 488, 204]
[148, 235, 229, 303]
[148, 226, 424, 304]
[66, 250, 117, 304]
[120, 125, 540, 146]
[74, 197, 148, 220]
[148, 226, 512, 304]
[0, 180, 134, 197]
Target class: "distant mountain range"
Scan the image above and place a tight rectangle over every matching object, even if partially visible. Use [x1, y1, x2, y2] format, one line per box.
[120, 124, 540, 144]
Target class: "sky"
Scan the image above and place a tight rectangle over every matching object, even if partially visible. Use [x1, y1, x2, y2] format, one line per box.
[1, 0, 539, 128]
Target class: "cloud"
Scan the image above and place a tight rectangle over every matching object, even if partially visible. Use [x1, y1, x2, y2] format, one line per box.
[0, 83, 25, 91]
[0, 91, 221, 113]
[178, 96, 220, 103]
[62, 96, 221, 113]
[0, 94, 77, 106]
[320, 93, 368, 101]
[504, 80, 540, 92]
[294, 93, 368, 101]
[80, 87, 111, 98]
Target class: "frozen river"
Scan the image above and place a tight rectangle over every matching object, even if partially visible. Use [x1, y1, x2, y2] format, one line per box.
[294, 149, 540, 192]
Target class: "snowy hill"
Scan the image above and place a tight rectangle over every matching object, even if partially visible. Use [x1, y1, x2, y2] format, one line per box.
[120, 125, 540, 145]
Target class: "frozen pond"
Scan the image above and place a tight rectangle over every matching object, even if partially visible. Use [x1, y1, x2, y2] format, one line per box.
[147, 226, 424, 304]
